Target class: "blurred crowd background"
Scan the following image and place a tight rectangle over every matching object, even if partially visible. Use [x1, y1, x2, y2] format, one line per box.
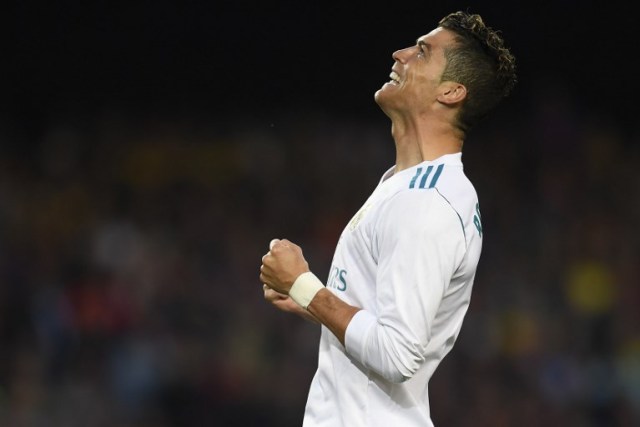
[2, 1, 639, 426]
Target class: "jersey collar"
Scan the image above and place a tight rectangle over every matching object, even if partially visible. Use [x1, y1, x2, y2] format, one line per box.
[381, 152, 463, 183]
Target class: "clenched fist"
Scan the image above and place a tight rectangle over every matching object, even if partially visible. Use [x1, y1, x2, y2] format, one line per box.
[260, 239, 310, 295]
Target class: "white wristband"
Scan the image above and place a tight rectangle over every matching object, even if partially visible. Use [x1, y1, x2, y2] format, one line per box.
[289, 272, 324, 309]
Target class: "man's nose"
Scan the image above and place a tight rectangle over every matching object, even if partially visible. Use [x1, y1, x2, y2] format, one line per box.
[392, 46, 413, 64]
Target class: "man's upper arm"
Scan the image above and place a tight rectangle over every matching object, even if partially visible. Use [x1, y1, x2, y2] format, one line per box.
[344, 190, 466, 382]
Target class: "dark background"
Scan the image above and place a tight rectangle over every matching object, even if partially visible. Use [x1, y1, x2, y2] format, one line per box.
[5, 1, 638, 128]
[1, 1, 639, 426]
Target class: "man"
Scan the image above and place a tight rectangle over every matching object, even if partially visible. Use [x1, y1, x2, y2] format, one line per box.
[260, 11, 517, 427]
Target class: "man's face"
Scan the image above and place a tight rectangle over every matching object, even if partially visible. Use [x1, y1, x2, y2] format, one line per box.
[375, 27, 456, 115]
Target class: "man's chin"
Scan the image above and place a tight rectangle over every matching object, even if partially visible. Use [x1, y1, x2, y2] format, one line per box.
[374, 88, 395, 109]
[374, 88, 389, 106]
[374, 94, 395, 119]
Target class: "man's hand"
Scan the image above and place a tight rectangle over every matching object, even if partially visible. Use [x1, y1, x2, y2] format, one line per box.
[260, 238, 360, 344]
[262, 284, 320, 324]
[260, 239, 310, 295]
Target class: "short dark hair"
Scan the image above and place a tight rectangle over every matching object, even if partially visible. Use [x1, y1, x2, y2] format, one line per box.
[438, 11, 517, 134]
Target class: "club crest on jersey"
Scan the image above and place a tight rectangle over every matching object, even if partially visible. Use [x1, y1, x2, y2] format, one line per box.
[347, 202, 372, 231]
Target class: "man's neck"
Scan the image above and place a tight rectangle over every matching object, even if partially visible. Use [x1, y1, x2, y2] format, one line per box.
[390, 115, 463, 172]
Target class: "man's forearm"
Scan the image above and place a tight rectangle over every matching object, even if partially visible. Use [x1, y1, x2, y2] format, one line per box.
[307, 289, 361, 345]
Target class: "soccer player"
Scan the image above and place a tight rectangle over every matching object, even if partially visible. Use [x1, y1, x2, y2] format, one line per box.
[260, 11, 517, 427]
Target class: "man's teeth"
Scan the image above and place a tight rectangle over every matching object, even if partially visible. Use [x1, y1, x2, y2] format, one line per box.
[389, 71, 400, 84]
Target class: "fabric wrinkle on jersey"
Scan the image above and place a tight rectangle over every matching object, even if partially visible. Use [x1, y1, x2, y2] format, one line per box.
[303, 152, 482, 427]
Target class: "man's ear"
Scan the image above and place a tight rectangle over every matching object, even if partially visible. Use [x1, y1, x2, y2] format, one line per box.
[437, 82, 467, 105]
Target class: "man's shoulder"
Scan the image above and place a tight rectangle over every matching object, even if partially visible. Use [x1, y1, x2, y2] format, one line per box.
[389, 162, 475, 204]
[375, 162, 476, 230]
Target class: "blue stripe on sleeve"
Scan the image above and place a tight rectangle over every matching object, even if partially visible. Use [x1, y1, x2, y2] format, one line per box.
[418, 165, 434, 189]
[409, 167, 423, 189]
[428, 164, 444, 188]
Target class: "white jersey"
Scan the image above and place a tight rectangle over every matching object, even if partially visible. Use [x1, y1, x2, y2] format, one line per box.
[303, 152, 483, 427]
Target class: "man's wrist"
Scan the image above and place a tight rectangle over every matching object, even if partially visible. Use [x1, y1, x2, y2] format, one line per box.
[289, 272, 324, 309]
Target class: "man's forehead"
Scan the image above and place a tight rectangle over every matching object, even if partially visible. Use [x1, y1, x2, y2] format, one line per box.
[417, 27, 455, 47]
